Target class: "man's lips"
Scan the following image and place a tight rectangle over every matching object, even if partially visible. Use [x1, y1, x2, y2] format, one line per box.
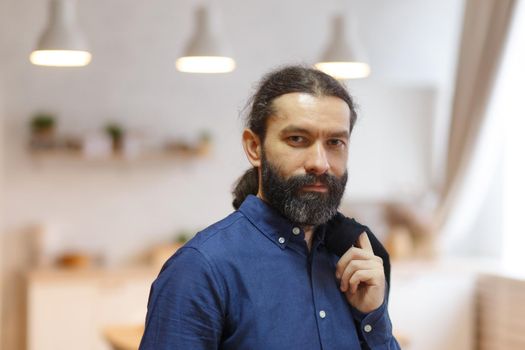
[301, 183, 328, 192]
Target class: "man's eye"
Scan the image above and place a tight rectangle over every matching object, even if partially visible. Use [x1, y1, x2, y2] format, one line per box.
[328, 139, 346, 148]
[288, 136, 306, 144]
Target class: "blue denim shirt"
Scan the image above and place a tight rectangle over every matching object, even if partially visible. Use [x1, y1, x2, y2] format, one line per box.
[140, 195, 400, 350]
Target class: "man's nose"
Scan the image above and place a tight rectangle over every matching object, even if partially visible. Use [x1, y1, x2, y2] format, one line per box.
[304, 142, 329, 175]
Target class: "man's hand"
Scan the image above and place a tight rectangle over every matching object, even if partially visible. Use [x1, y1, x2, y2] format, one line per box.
[335, 232, 386, 313]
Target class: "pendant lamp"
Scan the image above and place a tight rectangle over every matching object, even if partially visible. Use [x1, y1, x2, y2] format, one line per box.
[315, 15, 370, 79]
[30, 0, 92, 67]
[176, 6, 235, 73]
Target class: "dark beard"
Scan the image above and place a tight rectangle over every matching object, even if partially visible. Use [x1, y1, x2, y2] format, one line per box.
[260, 153, 348, 226]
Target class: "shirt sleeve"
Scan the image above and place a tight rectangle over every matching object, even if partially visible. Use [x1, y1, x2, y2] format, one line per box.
[349, 288, 401, 350]
[139, 247, 225, 350]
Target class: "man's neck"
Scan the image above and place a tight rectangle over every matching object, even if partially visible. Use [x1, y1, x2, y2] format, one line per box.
[303, 225, 315, 251]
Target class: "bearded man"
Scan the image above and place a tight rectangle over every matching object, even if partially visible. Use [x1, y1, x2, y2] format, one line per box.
[140, 66, 401, 350]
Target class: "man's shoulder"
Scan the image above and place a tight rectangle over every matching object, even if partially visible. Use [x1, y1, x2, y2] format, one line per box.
[181, 209, 254, 256]
[157, 210, 253, 277]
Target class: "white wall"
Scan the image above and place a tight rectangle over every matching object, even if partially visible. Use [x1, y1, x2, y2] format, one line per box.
[345, 82, 437, 201]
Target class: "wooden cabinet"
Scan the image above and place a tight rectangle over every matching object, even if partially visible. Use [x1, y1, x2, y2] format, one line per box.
[477, 274, 525, 350]
[27, 268, 157, 350]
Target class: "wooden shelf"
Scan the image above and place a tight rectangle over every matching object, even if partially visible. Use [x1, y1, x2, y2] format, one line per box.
[28, 147, 211, 168]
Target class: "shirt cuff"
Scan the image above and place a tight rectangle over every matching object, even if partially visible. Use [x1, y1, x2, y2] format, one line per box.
[350, 294, 394, 347]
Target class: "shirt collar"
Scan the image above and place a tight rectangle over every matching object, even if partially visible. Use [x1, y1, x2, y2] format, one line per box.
[238, 195, 330, 250]
[238, 195, 304, 250]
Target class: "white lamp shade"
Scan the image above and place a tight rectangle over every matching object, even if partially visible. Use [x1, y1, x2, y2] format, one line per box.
[315, 15, 370, 79]
[30, 0, 91, 67]
[176, 6, 235, 73]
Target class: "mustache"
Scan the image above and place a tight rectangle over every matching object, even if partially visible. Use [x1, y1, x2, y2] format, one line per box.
[287, 173, 339, 187]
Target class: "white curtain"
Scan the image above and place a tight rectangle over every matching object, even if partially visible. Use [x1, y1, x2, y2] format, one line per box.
[436, 0, 517, 248]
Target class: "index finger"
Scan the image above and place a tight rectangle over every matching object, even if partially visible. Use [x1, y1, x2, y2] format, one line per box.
[356, 232, 373, 253]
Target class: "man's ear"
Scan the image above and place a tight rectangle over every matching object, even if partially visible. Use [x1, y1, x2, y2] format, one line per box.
[242, 128, 262, 167]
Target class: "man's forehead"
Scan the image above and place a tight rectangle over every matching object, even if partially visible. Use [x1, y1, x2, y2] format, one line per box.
[268, 92, 351, 131]
[272, 92, 348, 113]
[272, 92, 332, 108]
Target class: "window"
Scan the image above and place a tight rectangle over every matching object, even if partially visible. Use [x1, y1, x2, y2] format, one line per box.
[493, 0, 525, 275]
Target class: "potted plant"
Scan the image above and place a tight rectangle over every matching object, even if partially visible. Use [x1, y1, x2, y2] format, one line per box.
[105, 123, 125, 153]
[30, 113, 56, 149]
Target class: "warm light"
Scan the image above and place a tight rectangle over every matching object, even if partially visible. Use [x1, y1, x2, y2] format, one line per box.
[30, 50, 92, 67]
[176, 56, 236, 73]
[315, 62, 370, 79]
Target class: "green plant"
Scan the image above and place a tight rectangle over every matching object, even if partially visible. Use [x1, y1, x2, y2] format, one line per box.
[105, 123, 124, 140]
[174, 230, 193, 244]
[31, 113, 55, 131]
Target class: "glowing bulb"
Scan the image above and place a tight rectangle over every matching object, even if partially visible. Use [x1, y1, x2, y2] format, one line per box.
[30, 50, 92, 67]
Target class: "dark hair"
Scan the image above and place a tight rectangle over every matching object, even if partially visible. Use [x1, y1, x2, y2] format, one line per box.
[232, 65, 358, 209]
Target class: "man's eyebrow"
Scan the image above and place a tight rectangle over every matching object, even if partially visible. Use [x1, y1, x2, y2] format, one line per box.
[329, 130, 350, 139]
[279, 126, 312, 135]
[279, 126, 350, 139]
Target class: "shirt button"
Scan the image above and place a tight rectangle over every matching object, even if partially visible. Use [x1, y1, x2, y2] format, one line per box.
[278, 237, 285, 244]
[319, 310, 326, 319]
[364, 324, 372, 333]
[292, 227, 301, 235]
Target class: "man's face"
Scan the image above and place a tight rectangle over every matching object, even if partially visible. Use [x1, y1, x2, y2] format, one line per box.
[259, 92, 350, 225]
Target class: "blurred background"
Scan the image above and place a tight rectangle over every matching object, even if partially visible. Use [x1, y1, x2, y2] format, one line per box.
[1, 0, 524, 349]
